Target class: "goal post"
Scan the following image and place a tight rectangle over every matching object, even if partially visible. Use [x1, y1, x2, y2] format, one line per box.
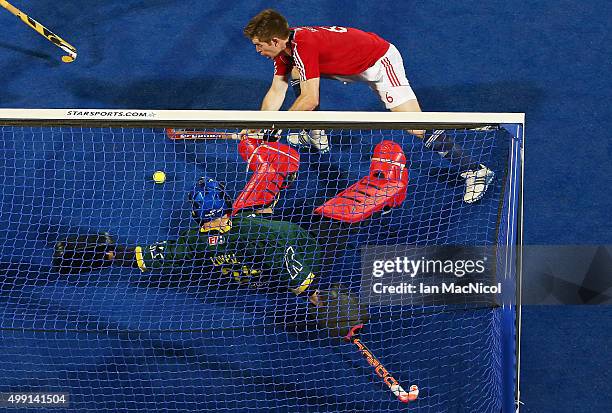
[0, 109, 524, 412]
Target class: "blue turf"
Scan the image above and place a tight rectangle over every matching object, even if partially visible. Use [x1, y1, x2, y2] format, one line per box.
[0, 0, 611, 411]
[0, 125, 511, 411]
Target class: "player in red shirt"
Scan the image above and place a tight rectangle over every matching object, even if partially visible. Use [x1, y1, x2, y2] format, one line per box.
[243, 9, 494, 204]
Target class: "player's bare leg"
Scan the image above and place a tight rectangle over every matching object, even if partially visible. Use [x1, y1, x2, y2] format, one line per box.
[391, 98, 494, 203]
[390, 98, 426, 138]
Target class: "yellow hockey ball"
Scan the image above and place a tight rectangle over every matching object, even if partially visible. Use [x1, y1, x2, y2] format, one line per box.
[152, 171, 166, 184]
[62, 55, 75, 63]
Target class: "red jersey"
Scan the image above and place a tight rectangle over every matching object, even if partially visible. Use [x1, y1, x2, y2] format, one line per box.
[273, 26, 390, 81]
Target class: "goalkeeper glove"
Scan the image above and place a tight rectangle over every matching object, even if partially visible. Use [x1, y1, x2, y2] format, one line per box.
[309, 284, 370, 338]
[53, 233, 137, 274]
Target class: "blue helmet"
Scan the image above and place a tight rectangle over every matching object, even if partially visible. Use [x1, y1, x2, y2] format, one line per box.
[188, 176, 231, 225]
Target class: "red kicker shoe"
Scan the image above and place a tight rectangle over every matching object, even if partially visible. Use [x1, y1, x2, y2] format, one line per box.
[315, 140, 409, 223]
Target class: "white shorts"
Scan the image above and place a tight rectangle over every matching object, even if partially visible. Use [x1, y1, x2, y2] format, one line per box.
[331, 44, 417, 109]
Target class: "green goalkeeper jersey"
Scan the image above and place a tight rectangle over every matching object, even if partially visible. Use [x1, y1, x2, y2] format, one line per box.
[134, 213, 320, 295]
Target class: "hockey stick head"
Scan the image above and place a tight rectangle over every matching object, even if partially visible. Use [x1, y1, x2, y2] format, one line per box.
[344, 323, 364, 342]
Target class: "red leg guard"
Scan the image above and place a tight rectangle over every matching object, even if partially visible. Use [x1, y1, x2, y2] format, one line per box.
[370, 140, 409, 185]
[233, 139, 300, 215]
[238, 138, 300, 175]
[315, 140, 408, 223]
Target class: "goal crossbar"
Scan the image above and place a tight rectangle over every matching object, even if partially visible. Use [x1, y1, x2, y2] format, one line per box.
[0, 109, 525, 129]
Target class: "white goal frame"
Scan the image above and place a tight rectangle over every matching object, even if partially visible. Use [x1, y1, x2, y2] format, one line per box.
[0, 109, 524, 412]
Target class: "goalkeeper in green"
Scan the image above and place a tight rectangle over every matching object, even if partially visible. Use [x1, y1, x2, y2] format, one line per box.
[52, 137, 409, 338]
[53, 176, 364, 338]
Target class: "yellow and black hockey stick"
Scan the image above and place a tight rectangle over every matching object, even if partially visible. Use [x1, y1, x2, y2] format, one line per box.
[0, 0, 77, 63]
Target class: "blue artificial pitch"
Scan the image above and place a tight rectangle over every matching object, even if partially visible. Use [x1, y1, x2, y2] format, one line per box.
[0, 125, 517, 412]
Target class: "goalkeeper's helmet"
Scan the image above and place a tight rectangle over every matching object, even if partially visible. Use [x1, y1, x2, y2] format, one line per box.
[188, 176, 231, 225]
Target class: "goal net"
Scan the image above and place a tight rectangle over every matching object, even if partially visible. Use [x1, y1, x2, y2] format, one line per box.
[0, 109, 523, 412]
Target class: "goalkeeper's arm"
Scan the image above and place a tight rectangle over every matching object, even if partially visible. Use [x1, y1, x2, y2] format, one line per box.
[53, 229, 200, 274]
